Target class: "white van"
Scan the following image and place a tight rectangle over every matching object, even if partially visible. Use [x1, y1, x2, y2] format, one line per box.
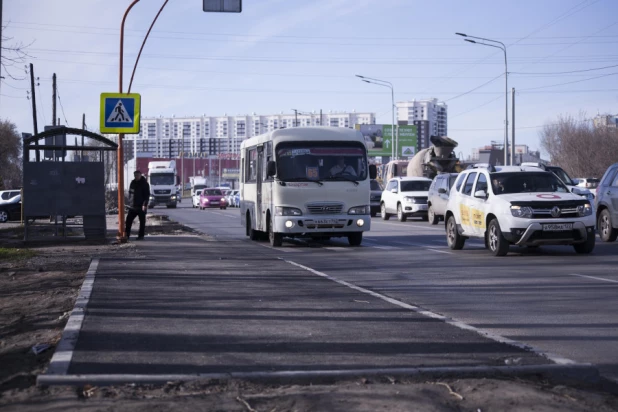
[240, 127, 377, 247]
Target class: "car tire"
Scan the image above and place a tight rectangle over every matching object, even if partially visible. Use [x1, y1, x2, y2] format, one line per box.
[598, 209, 618, 242]
[381, 203, 390, 220]
[446, 216, 465, 250]
[428, 206, 439, 225]
[0, 209, 8, 223]
[268, 216, 283, 247]
[574, 231, 596, 254]
[488, 219, 509, 256]
[397, 203, 407, 222]
[348, 232, 363, 246]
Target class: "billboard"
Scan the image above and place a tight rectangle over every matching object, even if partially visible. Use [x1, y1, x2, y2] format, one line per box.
[355, 124, 418, 158]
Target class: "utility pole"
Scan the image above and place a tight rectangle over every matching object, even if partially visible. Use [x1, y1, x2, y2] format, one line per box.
[52, 73, 57, 126]
[511, 87, 515, 166]
[29, 63, 38, 135]
[81, 113, 86, 161]
[29, 63, 39, 162]
[0, 0, 3, 98]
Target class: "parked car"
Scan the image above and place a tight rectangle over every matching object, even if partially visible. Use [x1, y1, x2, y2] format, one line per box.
[427, 173, 459, 225]
[226, 190, 239, 207]
[199, 188, 228, 210]
[370, 179, 383, 217]
[444, 165, 595, 256]
[0, 195, 22, 223]
[232, 190, 240, 208]
[0, 190, 21, 203]
[380, 177, 432, 222]
[576, 178, 600, 189]
[595, 163, 618, 242]
[192, 189, 203, 208]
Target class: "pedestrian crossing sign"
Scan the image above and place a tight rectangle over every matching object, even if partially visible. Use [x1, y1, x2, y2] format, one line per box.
[100, 93, 141, 134]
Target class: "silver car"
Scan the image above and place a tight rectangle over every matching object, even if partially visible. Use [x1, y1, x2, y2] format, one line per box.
[596, 163, 618, 242]
[427, 173, 459, 225]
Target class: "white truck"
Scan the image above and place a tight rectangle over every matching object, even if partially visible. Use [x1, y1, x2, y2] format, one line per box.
[147, 160, 178, 208]
[190, 176, 208, 197]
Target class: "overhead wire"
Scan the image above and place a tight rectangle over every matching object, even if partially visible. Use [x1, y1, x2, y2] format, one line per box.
[56, 85, 69, 126]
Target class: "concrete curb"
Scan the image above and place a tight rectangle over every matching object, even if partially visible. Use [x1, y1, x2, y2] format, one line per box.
[37, 364, 599, 387]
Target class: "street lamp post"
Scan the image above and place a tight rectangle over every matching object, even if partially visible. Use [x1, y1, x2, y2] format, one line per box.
[456, 33, 510, 165]
[356, 75, 396, 160]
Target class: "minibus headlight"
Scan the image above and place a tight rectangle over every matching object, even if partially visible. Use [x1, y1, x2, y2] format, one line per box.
[275, 206, 302, 216]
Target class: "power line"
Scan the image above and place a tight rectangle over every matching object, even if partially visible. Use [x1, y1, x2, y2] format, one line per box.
[512, 63, 618, 75]
[449, 96, 503, 119]
[520, 71, 618, 91]
[8, 19, 618, 41]
[444, 74, 504, 102]
[7, 23, 618, 47]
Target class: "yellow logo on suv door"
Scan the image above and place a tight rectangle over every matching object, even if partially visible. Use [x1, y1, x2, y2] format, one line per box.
[460, 204, 470, 225]
[471, 208, 485, 228]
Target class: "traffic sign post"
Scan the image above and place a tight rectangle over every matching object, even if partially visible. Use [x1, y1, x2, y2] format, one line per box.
[100, 93, 141, 134]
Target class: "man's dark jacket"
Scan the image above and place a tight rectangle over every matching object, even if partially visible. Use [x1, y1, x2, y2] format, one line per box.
[128, 176, 150, 209]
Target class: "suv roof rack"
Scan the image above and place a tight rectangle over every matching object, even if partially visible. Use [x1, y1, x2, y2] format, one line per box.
[466, 163, 496, 172]
[520, 162, 547, 170]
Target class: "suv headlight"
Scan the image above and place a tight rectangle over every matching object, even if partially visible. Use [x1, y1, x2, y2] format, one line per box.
[510, 205, 533, 218]
[577, 203, 593, 217]
[149, 195, 154, 200]
[404, 196, 417, 203]
[348, 205, 370, 215]
[275, 206, 302, 216]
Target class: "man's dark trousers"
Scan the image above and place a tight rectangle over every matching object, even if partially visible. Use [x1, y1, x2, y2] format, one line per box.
[126, 208, 145, 238]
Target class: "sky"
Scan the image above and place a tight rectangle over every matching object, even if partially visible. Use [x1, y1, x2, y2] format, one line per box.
[1, 0, 617, 159]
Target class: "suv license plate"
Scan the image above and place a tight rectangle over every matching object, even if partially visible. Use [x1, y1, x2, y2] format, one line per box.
[543, 223, 573, 231]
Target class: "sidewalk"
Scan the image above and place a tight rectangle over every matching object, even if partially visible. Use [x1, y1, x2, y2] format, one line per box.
[38, 233, 576, 384]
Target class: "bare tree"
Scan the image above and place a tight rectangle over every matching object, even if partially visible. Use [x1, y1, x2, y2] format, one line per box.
[1, 23, 33, 81]
[539, 113, 618, 178]
[0, 119, 23, 189]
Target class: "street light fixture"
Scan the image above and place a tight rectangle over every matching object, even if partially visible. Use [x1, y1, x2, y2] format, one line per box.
[456, 32, 511, 166]
[356, 74, 397, 160]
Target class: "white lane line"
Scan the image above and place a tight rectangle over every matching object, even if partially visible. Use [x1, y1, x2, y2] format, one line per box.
[323, 247, 350, 251]
[425, 248, 453, 255]
[371, 246, 400, 250]
[569, 273, 618, 284]
[284, 259, 578, 366]
[255, 242, 302, 253]
[375, 221, 444, 231]
[44, 258, 99, 376]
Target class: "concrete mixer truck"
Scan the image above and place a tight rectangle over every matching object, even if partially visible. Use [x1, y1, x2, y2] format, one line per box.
[406, 135, 461, 179]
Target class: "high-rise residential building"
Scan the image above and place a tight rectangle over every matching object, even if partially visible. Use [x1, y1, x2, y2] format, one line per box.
[127, 111, 375, 158]
[396, 99, 448, 143]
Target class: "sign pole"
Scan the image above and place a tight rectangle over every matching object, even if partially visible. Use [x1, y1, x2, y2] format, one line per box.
[117, 0, 140, 242]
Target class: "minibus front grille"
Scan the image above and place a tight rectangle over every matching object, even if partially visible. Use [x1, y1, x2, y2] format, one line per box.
[307, 203, 343, 214]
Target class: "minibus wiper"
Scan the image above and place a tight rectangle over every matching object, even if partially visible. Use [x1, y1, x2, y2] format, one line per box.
[327, 175, 359, 186]
[279, 177, 324, 186]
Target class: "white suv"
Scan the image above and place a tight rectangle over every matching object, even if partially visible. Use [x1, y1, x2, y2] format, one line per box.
[381, 177, 432, 222]
[444, 165, 596, 256]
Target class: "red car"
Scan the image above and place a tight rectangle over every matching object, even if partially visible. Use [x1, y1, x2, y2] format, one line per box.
[199, 188, 228, 210]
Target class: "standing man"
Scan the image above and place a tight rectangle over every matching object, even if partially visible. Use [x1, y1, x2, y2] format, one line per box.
[126, 170, 150, 240]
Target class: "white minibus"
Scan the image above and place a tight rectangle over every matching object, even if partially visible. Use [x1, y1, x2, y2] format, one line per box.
[240, 127, 377, 247]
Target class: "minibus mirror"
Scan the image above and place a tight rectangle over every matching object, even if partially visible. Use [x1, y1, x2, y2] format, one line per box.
[369, 164, 377, 180]
[267, 161, 277, 177]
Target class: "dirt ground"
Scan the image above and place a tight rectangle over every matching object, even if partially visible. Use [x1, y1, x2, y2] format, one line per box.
[1, 215, 618, 411]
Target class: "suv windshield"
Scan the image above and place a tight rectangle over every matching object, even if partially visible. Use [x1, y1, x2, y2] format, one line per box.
[276, 142, 368, 181]
[401, 181, 431, 192]
[490, 172, 569, 195]
[547, 167, 575, 186]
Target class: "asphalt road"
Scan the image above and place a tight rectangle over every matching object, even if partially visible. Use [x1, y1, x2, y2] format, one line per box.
[153, 200, 618, 381]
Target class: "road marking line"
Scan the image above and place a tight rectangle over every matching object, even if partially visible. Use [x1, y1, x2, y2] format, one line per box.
[569, 273, 618, 284]
[371, 246, 399, 250]
[323, 247, 350, 251]
[376, 221, 444, 231]
[284, 259, 579, 366]
[426, 248, 453, 255]
[44, 258, 99, 376]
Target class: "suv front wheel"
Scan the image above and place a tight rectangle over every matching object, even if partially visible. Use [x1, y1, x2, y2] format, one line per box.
[381, 203, 391, 220]
[428, 205, 439, 225]
[487, 219, 510, 256]
[397, 203, 407, 222]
